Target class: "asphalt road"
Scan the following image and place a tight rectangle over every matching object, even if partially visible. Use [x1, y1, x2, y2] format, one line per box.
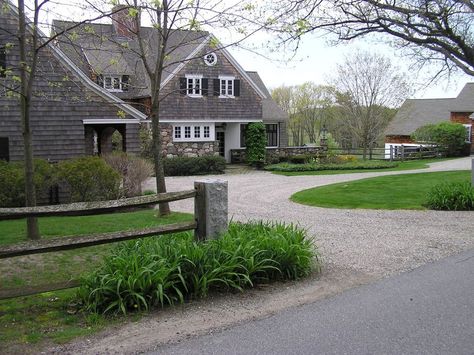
[153, 248, 474, 355]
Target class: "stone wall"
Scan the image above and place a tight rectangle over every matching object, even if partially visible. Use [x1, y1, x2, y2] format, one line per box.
[160, 124, 219, 158]
[230, 146, 325, 164]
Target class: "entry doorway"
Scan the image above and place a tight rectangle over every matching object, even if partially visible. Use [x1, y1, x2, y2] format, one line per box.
[216, 131, 225, 158]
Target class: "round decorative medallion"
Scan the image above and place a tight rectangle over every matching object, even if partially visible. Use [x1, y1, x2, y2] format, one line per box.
[203, 52, 217, 66]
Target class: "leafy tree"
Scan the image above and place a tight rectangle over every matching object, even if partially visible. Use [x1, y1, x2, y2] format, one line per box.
[332, 50, 409, 159]
[412, 122, 468, 156]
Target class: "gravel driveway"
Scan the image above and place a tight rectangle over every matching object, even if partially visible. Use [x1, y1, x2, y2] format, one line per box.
[54, 158, 474, 354]
[147, 156, 474, 277]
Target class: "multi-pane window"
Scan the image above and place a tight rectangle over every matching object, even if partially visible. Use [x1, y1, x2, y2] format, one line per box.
[464, 124, 472, 143]
[99, 75, 129, 92]
[266, 124, 278, 147]
[184, 126, 191, 138]
[219, 76, 234, 97]
[187, 76, 202, 96]
[173, 124, 214, 142]
[174, 126, 181, 139]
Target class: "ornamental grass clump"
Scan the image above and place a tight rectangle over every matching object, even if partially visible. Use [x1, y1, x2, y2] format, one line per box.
[425, 181, 474, 211]
[78, 222, 318, 314]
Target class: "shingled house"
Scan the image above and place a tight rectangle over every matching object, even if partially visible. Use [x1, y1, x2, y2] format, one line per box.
[0, 1, 145, 164]
[385, 83, 474, 155]
[52, 5, 288, 163]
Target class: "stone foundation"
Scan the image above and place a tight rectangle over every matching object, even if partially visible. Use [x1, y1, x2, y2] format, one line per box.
[160, 124, 219, 158]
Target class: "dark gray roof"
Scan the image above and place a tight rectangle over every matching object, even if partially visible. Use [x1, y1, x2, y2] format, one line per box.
[52, 20, 208, 99]
[246, 71, 288, 121]
[450, 82, 474, 112]
[385, 98, 453, 135]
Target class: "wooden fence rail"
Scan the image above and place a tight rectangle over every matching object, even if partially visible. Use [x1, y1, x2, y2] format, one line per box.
[0, 180, 228, 300]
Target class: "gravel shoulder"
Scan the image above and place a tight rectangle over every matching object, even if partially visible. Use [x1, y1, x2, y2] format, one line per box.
[50, 157, 474, 354]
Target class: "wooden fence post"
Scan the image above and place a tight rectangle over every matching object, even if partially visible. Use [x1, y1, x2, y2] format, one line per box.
[194, 179, 228, 241]
[472, 158, 474, 186]
[401, 145, 405, 161]
[389, 145, 393, 161]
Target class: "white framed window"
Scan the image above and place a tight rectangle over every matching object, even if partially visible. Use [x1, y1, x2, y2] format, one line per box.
[203, 52, 217, 66]
[463, 124, 472, 143]
[173, 123, 215, 142]
[174, 126, 182, 139]
[219, 76, 234, 98]
[186, 74, 202, 97]
[184, 126, 191, 138]
[101, 75, 129, 92]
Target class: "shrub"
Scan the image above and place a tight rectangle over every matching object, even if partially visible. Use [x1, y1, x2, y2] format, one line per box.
[78, 221, 319, 314]
[0, 159, 55, 207]
[288, 154, 311, 164]
[164, 155, 226, 176]
[425, 181, 474, 211]
[245, 122, 266, 167]
[335, 155, 358, 163]
[265, 160, 398, 172]
[412, 122, 468, 157]
[103, 153, 154, 197]
[57, 156, 121, 202]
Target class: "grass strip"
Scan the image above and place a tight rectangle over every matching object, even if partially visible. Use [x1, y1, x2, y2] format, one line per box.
[291, 171, 470, 210]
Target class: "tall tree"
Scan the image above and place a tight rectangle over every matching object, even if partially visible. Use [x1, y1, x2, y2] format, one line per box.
[332, 50, 408, 158]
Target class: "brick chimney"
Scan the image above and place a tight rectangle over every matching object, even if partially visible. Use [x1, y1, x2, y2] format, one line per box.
[111, 4, 140, 37]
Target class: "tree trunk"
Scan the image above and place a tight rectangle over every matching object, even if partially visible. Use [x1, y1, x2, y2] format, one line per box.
[19, 0, 40, 240]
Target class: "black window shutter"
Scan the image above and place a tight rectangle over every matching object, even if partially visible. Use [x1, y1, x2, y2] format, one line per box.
[0, 49, 5, 77]
[122, 75, 129, 91]
[234, 79, 240, 97]
[213, 78, 220, 96]
[202, 78, 208, 96]
[96, 74, 104, 87]
[179, 77, 187, 95]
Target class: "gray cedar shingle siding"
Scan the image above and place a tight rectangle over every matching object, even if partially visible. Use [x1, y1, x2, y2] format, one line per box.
[0, 4, 141, 162]
[161, 44, 262, 122]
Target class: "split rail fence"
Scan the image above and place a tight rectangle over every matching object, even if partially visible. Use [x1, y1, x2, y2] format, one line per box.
[0, 179, 228, 300]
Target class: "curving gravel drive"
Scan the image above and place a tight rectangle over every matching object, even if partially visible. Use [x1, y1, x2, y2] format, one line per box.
[52, 158, 473, 355]
[146, 157, 474, 278]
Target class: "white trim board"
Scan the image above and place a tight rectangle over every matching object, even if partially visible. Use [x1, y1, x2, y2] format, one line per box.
[83, 119, 140, 124]
[141, 119, 263, 124]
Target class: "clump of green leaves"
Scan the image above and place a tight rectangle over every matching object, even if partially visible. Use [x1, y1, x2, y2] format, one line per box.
[57, 156, 121, 202]
[245, 122, 266, 167]
[425, 181, 474, 211]
[78, 221, 319, 314]
[163, 155, 226, 176]
[0, 159, 55, 207]
[412, 122, 469, 157]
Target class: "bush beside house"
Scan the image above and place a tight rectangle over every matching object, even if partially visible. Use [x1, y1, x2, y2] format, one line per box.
[411, 122, 469, 157]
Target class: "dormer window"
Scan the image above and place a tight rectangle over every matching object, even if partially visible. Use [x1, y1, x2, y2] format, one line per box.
[97, 74, 129, 92]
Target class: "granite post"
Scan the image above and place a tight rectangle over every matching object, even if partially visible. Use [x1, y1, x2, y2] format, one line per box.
[194, 179, 228, 240]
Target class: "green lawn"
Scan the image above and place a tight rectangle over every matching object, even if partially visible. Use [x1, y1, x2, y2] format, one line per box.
[291, 171, 471, 210]
[272, 158, 454, 176]
[0, 210, 192, 352]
